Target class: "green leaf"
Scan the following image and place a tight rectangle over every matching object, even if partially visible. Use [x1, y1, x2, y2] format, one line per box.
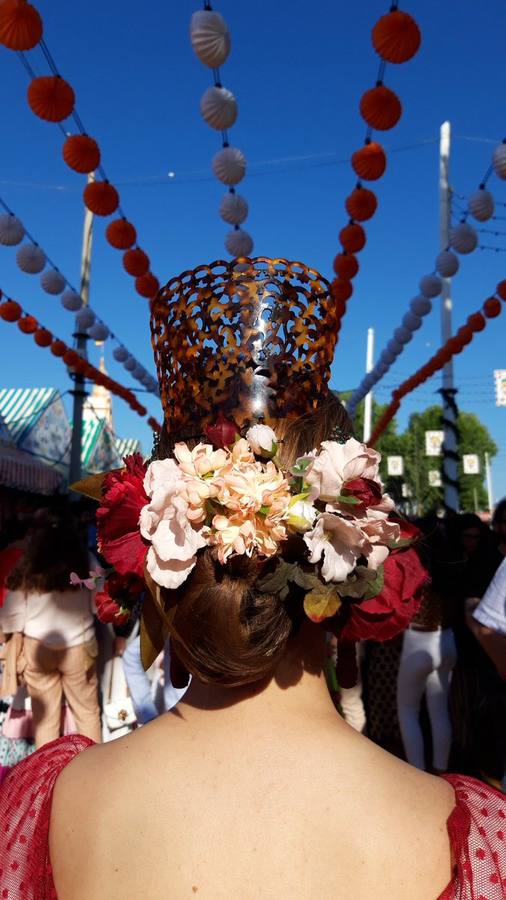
[334, 494, 361, 506]
[363, 565, 385, 600]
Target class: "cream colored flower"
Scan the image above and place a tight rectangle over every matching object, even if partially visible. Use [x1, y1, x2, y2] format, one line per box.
[246, 424, 278, 458]
[303, 512, 369, 583]
[306, 438, 381, 503]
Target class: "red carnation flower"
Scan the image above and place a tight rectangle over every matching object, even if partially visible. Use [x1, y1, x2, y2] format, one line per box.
[340, 527, 428, 643]
[95, 588, 130, 626]
[341, 477, 383, 508]
[96, 453, 149, 578]
[204, 412, 239, 449]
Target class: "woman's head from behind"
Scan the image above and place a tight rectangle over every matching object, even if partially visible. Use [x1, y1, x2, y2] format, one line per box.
[7, 509, 89, 594]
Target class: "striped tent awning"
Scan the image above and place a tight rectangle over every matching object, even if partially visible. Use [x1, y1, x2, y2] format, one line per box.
[0, 442, 63, 495]
[115, 436, 142, 460]
[0, 387, 59, 444]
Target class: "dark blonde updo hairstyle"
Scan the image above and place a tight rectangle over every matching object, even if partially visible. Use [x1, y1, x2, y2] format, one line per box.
[159, 393, 353, 687]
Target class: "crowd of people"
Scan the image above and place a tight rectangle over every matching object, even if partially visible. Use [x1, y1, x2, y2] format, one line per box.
[0, 498, 504, 790]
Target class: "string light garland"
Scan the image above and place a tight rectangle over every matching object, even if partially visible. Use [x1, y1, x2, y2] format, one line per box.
[190, 4, 253, 257]
[0, 197, 158, 396]
[0, 3, 161, 302]
[331, 3, 421, 339]
[368, 279, 506, 445]
[0, 290, 161, 428]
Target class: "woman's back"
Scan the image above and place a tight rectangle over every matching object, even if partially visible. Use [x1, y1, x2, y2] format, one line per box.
[50, 674, 456, 900]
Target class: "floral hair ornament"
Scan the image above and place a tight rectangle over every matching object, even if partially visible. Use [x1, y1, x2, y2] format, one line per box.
[95, 420, 427, 669]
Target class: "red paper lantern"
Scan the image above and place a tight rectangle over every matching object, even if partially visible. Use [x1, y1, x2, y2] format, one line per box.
[83, 180, 119, 217]
[457, 325, 473, 345]
[345, 188, 377, 222]
[34, 327, 52, 348]
[106, 218, 137, 250]
[331, 279, 353, 303]
[135, 273, 160, 298]
[63, 349, 79, 367]
[333, 253, 359, 281]
[372, 10, 421, 64]
[0, 300, 22, 322]
[359, 85, 402, 131]
[0, 0, 42, 51]
[50, 339, 66, 357]
[27, 76, 75, 122]
[123, 248, 150, 277]
[483, 296, 501, 318]
[62, 134, 100, 174]
[495, 280, 506, 301]
[339, 223, 366, 253]
[467, 312, 486, 332]
[18, 315, 38, 334]
[351, 142, 386, 181]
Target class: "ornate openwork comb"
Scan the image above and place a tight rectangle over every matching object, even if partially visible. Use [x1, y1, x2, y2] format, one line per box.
[150, 257, 339, 438]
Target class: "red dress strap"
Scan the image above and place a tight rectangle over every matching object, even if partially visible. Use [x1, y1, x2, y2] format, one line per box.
[439, 774, 506, 899]
[0, 734, 94, 899]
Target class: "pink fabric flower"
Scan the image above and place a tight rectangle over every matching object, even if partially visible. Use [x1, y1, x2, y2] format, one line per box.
[145, 494, 208, 590]
[306, 439, 381, 503]
[303, 513, 369, 582]
[356, 513, 401, 570]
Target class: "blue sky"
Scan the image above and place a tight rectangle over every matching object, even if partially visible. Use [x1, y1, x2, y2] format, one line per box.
[1, 1, 506, 501]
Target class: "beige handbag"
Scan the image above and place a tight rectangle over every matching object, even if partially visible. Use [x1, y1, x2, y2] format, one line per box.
[104, 656, 136, 731]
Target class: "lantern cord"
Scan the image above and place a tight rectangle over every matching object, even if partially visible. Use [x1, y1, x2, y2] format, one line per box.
[0, 195, 157, 387]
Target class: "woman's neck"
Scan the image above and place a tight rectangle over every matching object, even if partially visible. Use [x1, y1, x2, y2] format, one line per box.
[175, 624, 338, 723]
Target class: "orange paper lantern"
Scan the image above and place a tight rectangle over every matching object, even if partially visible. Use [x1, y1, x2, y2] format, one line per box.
[0, 0, 42, 51]
[483, 296, 501, 318]
[345, 187, 378, 222]
[333, 253, 359, 281]
[27, 76, 75, 122]
[50, 339, 66, 357]
[123, 248, 150, 277]
[34, 327, 52, 348]
[62, 134, 100, 174]
[339, 223, 366, 253]
[331, 279, 353, 303]
[457, 325, 473, 345]
[351, 142, 386, 181]
[17, 315, 38, 334]
[495, 280, 506, 301]
[106, 218, 137, 249]
[83, 181, 119, 217]
[359, 85, 402, 131]
[135, 273, 160, 298]
[372, 10, 421, 64]
[467, 312, 486, 332]
[0, 300, 22, 322]
[63, 349, 79, 367]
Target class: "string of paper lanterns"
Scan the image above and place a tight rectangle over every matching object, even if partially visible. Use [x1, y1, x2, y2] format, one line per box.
[0, 199, 158, 396]
[190, 5, 253, 258]
[0, 1, 161, 301]
[0, 290, 161, 428]
[331, 4, 421, 339]
[368, 280, 506, 446]
[349, 134, 506, 412]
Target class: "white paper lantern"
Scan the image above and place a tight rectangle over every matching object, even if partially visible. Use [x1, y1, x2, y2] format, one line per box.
[388, 339, 403, 356]
[376, 363, 388, 377]
[468, 188, 494, 222]
[200, 86, 238, 131]
[225, 228, 253, 257]
[190, 10, 231, 68]
[410, 295, 432, 317]
[132, 365, 144, 380]
[402, 311, 422, 332]
[450, 222, 478, 254]
[76, 308, 95, 329]
[113, 346, 129, 363]
[89, 322, 109, 342]
[0, 214, 24, 246]
[382, 349, 396, 365]
[124, 356, 137, 372]
[219, 192, 248, 225]
[16, 243, 46, 274]
[492, 142, 506, 180]
[419, 274, 442, 298]
[40, 269, 66, 295]
[61, 290, 82, 312]
[436, 250, 459, 278]
[394, 326, 412, 345]
[212, 146, 246, 186]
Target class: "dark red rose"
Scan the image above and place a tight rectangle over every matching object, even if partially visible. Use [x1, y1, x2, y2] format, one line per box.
[340, 543, 428, 643]
[204, 412, 239, 449]
[106, 571, 145, 600]
[95, 588, 130, 626]
[341, 477, 383, 508]
[96, 453, 149, 578]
